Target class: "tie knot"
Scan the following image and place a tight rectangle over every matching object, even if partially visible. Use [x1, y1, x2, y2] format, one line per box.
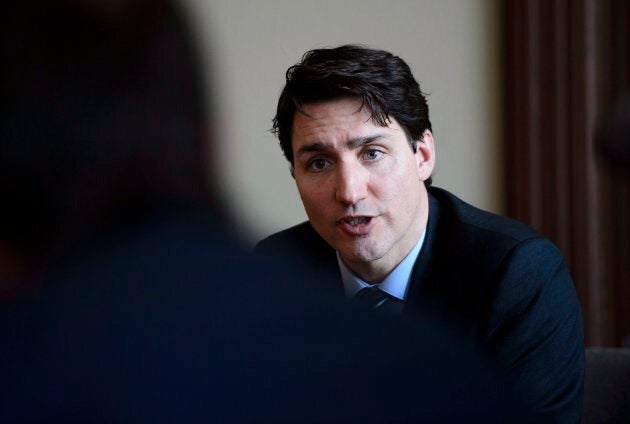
[353, 286, 403, 315]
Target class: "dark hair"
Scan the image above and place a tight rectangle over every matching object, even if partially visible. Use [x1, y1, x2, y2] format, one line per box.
[0, 0, 214, 261]
[272, 44, 432, 184]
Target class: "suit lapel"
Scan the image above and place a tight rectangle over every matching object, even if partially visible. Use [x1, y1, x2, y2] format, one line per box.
[403, 192, 441, 315]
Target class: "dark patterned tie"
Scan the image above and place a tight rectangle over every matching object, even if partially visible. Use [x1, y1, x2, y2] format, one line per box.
[353, 286, 404, 316]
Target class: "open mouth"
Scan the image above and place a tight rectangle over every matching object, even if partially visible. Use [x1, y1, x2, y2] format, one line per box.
[337, 215, 375, 235]
[343, 216, 372, 226]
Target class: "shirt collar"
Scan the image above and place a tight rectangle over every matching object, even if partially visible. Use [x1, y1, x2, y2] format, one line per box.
[337, 229, 426, 300]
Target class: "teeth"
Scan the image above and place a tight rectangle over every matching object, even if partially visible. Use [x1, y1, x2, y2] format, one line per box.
[346, 217, 369, 225]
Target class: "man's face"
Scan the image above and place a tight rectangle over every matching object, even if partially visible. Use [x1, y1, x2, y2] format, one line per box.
[291, 97, 435, 282]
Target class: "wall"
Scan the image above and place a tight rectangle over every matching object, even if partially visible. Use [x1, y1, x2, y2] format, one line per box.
[183, 0, 503, 244]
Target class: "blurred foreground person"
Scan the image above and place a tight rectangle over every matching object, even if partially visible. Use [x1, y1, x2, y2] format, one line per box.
[1, 1, 523, 422]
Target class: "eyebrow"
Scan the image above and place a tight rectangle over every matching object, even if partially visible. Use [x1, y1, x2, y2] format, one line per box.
[295, 134, 385, 158]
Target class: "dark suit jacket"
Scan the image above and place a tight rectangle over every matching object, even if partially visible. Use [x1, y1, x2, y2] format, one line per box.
[257, 186, 585, 423]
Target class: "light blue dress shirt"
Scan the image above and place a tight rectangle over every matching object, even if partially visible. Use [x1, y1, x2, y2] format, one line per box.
[337, 230, 426, 300]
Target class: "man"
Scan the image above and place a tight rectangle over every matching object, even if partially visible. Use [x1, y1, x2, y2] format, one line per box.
[257, 45, 584, 422]
[0, 4, 518, 422]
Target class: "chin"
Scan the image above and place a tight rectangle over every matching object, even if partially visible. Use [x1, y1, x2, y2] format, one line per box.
[339, 244, 384, 264]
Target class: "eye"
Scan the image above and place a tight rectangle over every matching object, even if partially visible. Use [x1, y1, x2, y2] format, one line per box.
[307, 158, 331, 172]
[363, 148, 383, 161]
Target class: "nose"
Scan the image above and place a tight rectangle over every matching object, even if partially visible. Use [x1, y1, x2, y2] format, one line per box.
[334, 162, 368, 206]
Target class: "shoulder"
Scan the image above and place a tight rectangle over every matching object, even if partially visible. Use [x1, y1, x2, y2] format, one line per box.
[428, 186, 541, 246]
[256, 221, 318, 248]
[419, 187, 577, 334]
[255, 221, 332, 257]
[425, 186, 561, 277]
[254, 221, 338, 280]
[427, 186, 572, 298]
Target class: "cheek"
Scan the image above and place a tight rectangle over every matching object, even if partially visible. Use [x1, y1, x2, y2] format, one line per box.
[369, 173, 404, 202]
[297, 180, 329, 212]
[371, 170, 420, 210]
[369, 155, 416, 197]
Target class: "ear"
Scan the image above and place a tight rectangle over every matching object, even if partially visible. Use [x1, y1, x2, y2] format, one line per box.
[414, 130, 435, 182]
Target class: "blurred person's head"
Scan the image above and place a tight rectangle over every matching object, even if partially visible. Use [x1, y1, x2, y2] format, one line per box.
[1, 0, 214, 282]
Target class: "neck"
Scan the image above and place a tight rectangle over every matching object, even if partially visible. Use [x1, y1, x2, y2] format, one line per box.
[344, 260, 394, 285]
[342, 233, 421, 284]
